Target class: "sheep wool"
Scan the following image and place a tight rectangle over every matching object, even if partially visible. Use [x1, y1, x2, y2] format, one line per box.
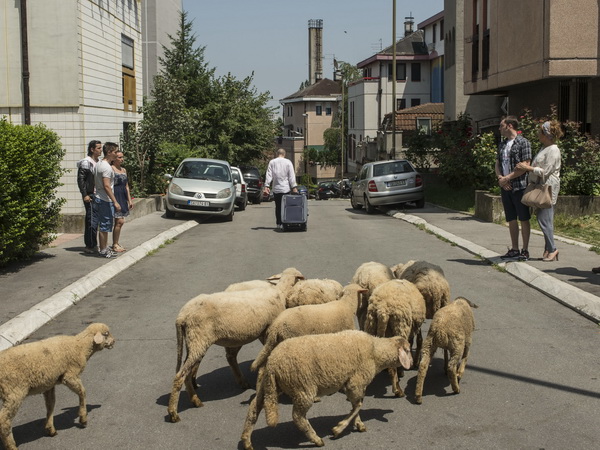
[285, 278, 343, 308]
[240, 330, 412, 450]
[351, 261, 395, 329]
[414, 297, 477, 404]
[0, 323, 115, 450]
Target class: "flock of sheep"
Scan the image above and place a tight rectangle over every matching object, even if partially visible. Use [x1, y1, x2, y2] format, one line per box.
[0, 260, 477, 449]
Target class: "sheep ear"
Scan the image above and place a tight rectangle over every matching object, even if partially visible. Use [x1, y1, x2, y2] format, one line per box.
[93, 332, 104, 345]
[398, 346, 413, 370]
[266, 273, 282, 281]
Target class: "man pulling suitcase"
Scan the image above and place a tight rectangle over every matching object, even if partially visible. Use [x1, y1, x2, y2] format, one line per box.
[263, 148, 298, 230]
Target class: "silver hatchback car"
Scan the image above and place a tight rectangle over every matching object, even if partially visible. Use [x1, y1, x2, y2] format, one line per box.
[351, 159, 424, 213]
[165, 158, 235, 221]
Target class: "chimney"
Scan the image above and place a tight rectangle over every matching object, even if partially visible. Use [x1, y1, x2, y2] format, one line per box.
[404, 15, 414, 37]
[308, 19, 323, 85]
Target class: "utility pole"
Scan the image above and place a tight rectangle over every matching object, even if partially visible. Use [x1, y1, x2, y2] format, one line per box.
[341, 71, 344, 181]
[391, 0, 396, 160]
[19, 0, 31, 125]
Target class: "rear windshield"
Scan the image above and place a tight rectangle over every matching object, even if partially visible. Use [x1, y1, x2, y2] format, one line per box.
[175, 161, 231, 182]
[372, 161, 414, 177]
[241, 167, 260, 178]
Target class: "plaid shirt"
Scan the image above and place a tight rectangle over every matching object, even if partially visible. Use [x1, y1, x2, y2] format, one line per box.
[497, 135, 532, 191]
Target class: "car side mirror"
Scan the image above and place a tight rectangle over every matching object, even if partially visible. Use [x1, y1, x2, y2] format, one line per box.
[164, 174, 173, 180]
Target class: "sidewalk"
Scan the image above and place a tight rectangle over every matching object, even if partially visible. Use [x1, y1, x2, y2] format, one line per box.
[1, 202, 599, 350]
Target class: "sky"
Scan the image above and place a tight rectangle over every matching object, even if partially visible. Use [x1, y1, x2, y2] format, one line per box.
[182, 0, 444, 113]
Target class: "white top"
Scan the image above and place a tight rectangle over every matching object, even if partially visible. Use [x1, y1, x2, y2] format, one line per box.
[94, 160, 115, 202]
[501, 139, 514, 176]
[529, 144, 561, 205]
[264, 156, 297, 194]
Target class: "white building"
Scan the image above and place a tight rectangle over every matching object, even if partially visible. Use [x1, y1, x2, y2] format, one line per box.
[1, 0, 143, 213]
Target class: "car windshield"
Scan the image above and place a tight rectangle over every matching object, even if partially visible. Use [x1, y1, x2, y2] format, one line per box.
[372, 161, 413, 177]
[175, 162, 231, 182]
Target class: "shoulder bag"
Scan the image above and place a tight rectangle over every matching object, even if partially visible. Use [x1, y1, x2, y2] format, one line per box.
[521, 182, 552, 209]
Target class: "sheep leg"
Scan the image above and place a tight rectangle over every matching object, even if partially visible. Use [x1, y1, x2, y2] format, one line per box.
[168, 346, 210, 423]
[0, 395, 24, 450]
[414, 347, 433, 404]
[190, 361, 201, 389]
[292, 397, 323, 447]
[333, 386, 366, 436]
[225, 346, 250, 389]
[62, 375, 87, 427]
[388, 367, 405, 397]
[447, 347, 464, 395]
[443, 349, 449, 375]
[413, 327, 423, 370]
[457, 342, 471, 381]
[240, 382, 265, 450]
[43, 387, 58, 436]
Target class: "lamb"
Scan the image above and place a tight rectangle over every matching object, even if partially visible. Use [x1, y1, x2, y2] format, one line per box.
[392, 260, 450, 319]
[351, 261, 395, 329]
[0, 323, 115, 450]
[250, 283, 367, 372]
[168, 267, 304, 423]
[363, 279, 426, 397]
[414, 297, 477, 404]
[240, 330, 412, 449]
[285, 278, 344, 308]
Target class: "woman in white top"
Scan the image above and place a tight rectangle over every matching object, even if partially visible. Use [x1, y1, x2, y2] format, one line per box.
[516, 120, 563, 261]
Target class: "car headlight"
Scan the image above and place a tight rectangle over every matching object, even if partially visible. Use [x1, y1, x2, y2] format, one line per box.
[217, 187, 232, 199]
[169, 183, 183, 196]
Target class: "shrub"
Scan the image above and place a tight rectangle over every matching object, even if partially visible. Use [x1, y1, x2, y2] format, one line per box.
[0, 119, 66, 267]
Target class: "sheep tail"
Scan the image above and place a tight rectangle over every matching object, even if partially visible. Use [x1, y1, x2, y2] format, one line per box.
[175, 320, 185, 372]
[263, 370, 279, 427]
[250, 336, 276, 372]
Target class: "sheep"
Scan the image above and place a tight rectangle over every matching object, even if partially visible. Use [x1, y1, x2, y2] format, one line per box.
[0, 323, 115, 450]
[285, 278, 344, 308]
[392, 260, 450, 319]
[351, 261, 395, 329]
[240, 330, 412, 449]
[250, 283, 367, 372]
[168, 267, 304, 423]
[363, 279, 426, 397]
[224, 272, 283, 292]
[414, 297, 477, 404]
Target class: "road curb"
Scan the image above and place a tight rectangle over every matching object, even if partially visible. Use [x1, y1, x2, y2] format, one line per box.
[388, 209, 600, 324]
[0, 220, 198, 351]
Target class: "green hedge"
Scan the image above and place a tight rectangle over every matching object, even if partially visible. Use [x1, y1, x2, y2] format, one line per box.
[0, 119, 66, 267]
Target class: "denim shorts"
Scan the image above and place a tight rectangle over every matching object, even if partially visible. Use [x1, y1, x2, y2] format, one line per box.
[501, 188, 531, 222]
[94, 198, 115, 232]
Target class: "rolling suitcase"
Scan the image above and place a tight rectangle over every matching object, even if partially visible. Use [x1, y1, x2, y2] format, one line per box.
[281, 193, 308, 231]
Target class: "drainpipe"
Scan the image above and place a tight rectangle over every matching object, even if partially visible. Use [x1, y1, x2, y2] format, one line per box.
[19, 0, 31, 125]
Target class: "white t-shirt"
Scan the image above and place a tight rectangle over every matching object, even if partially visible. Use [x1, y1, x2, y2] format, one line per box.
[501, 139, 514, 176]
[94, 160, 114, 202]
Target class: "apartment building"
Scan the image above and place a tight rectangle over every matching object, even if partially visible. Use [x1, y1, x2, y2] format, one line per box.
[1, 0, 143, 213]
[464, 0, 600, 135]
[279, 78, 341, 181]
[347, 13, 444, 172]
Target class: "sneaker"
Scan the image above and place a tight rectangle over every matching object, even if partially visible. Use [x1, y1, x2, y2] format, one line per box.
[98, 249, 117, 258]
[519, 249, 530, 261]
[501, 248, 521, 259]
[84, 247, 96, 254]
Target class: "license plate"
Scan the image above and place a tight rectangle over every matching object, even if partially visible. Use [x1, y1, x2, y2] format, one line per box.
[387, 180, 406, 187]
[188, 200, 209, 207]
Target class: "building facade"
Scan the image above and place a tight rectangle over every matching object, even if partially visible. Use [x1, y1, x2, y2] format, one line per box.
[463, 0, 600, 135]
[1, 0, 143, 213]
[279, 78, 341, 181]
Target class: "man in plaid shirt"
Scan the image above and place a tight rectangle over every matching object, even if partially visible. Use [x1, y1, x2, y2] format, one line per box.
[495, 116, 532, 260]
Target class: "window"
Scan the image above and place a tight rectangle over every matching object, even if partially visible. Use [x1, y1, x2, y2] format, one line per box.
[363, 67, 372, 78]
[416, 118, 432, 135]
[350, 101, 355, 128]
[411, 98, 421, 107]
[316, 105, 322, 116]
[388, 62, 406, 81]
[397, 98, 406, 110]
[440, 20, 444, 40]
[325, 103, 332, 115]
[122, 35, 136, 111]
[411, 63, 421, 82]
[433, 24, 437, 43]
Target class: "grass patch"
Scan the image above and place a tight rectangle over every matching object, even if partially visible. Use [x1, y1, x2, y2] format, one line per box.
[424, 175, 476, 214]
[531, 213, 600, 249]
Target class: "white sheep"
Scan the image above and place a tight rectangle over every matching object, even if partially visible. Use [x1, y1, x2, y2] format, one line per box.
[414, 297, 477, 404]
[285, 278, 343, 308]
[363, 279, 426, 397]
[392, 260, 450, 319]
[250, 283, 367, 372]
[240, 330, 412, 449]
[351, 261, 395, 329]
[0, 323, 115, 450]
[168, 267, 304, 423]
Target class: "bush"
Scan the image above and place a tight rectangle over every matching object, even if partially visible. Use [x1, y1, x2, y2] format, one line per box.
[0, 119, 66, 267]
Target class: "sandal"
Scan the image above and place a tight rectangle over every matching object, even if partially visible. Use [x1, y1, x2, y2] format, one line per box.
[112, 244, 126, 252]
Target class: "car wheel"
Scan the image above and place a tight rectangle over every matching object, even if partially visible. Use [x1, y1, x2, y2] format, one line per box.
[238, 201, 246, 211]
[415, 197, 425, 208]
[225, 208, 234, 222]
[350, 193, 362, 210]
[165, 208, 176, 219]
[364, 195, 376, 214]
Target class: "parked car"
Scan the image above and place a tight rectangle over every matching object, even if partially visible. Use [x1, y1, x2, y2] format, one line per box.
[239, 165, 263, 204]
[350, 159, 424, 213]
[296, 185, 309, 197]
[164, 158, 235, 221]
[316, 181, 341, 200]
[231, 166, 247, 211]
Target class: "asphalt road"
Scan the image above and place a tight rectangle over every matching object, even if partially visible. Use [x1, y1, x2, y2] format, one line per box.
[10, 199, 600, 449]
